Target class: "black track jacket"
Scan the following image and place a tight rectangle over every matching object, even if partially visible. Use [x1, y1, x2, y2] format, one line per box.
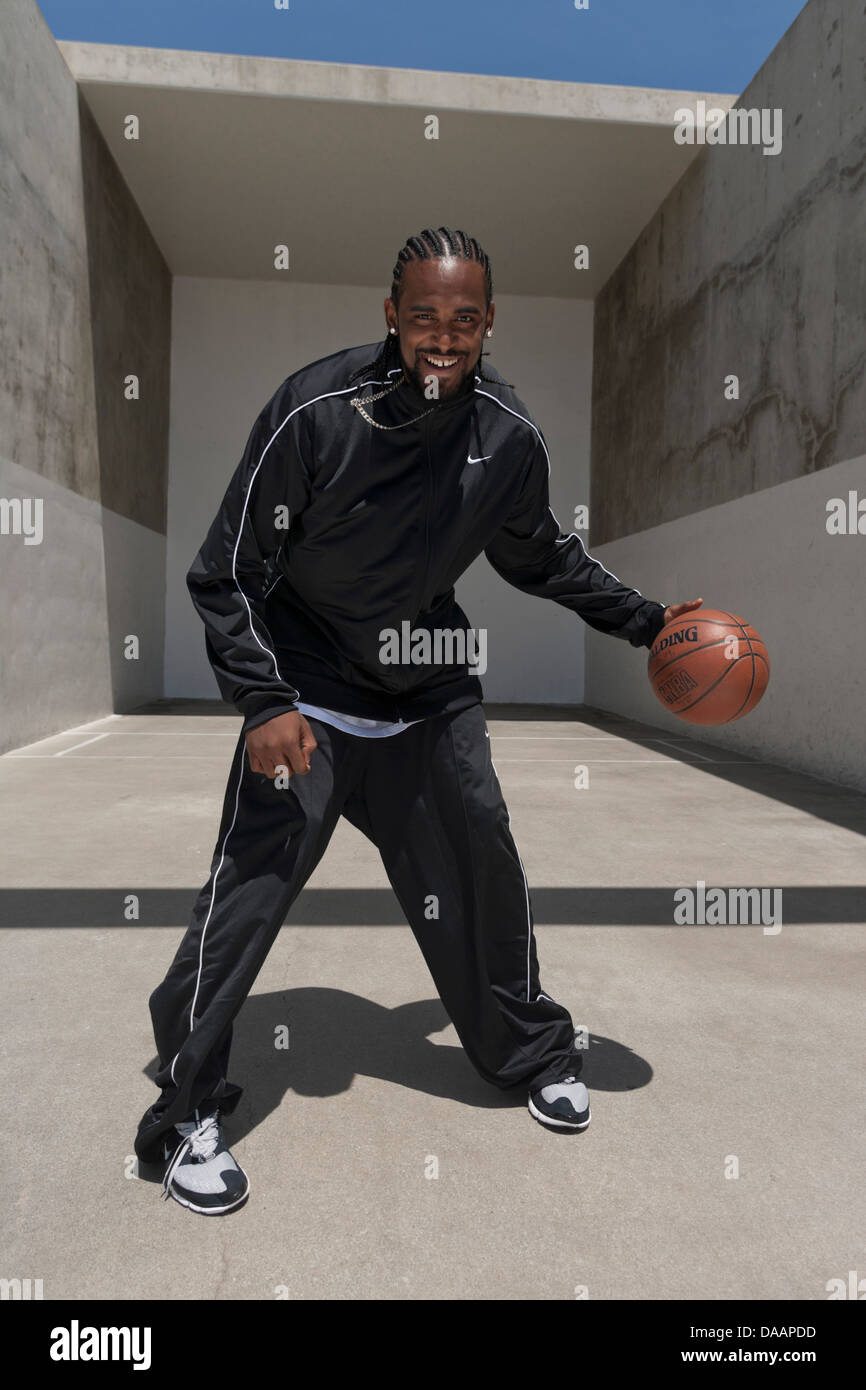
[186, 341, 668, 733]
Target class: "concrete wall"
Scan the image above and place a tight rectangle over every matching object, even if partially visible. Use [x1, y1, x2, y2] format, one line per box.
[78, 94, 172, 719]
[587, 0, 866, 791]
[591, 0, 866, 542]
[0, 0, 171, 753]
[165, 277, 595, 706]
[587, 452, 866, 791]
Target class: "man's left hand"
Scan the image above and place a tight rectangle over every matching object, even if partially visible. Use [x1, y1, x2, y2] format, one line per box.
[663, 597, 704, 623]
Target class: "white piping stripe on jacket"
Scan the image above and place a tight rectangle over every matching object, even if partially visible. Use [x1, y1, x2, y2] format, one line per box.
[473, 387, 649, 600]
[169, 379, 382, 1085]
[230, 381, 384, 682]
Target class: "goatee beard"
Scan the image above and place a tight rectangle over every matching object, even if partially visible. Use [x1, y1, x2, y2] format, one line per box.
[402, 361, 472, 400]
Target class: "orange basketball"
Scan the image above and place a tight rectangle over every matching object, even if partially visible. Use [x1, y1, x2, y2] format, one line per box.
[647, 608, 769, 725]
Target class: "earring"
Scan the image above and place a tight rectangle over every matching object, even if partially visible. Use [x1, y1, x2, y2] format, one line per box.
[389, 327, 397, 335]
[486, 330, 492, 338]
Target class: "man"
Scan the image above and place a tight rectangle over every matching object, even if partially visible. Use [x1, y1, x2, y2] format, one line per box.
[135, 227, 701, 1214]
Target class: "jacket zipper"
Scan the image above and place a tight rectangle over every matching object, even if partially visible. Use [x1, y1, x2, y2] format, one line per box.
[398, 414, 435, 694]
[420, 414, 434, 607]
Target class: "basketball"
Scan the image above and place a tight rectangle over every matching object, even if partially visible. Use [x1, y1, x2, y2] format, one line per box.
[648, 609, 770, 725]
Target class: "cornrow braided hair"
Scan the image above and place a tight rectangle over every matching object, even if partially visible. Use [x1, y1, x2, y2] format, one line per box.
[348, 226, 506, 386]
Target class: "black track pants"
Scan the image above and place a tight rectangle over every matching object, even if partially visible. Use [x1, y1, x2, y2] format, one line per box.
[134, 703, 582, 1162]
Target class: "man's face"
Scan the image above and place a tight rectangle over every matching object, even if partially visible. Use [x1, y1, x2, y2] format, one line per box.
[384, 257, 494, 400]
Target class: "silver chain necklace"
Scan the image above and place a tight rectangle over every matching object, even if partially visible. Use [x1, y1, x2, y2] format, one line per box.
[349, 376, 440, 431]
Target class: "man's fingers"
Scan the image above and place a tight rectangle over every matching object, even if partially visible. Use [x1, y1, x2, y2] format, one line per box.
[283, 739, 312, 777]
[244, 710, 319, 780]
[298, 716, 318, 765]
[259, 733, 318, 780]
[664, 597, 704, 621]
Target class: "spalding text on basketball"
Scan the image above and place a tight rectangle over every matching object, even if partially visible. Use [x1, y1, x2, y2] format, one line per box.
[653, 625, 699, 654]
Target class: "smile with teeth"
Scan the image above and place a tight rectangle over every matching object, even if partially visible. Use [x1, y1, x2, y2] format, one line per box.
[422, 354, 460, 368]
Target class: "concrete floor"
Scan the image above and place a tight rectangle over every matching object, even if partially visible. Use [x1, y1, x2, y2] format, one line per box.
[1, 701, 864, 1301]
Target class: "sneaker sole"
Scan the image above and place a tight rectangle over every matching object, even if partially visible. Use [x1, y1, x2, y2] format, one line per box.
[165, 1181, 250, 1216]
[528, 1095, 591, 1130]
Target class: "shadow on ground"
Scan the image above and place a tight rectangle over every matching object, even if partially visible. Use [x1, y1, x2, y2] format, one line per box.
[138, 987, 652, 1162]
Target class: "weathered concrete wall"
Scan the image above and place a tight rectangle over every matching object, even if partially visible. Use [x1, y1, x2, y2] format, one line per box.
[591, 0, 866, 543]
[586, 0, 866, 791]
[79, 95, 171, 535]
[0, 0, 171, 752]
[78, 92, 172, 717]
[0, 3, 100, 503]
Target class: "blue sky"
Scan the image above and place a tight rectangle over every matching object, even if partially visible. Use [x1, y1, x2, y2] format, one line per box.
[40, 0, 808, 94]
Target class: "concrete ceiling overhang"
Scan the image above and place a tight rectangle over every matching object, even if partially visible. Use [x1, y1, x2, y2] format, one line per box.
[59, 42, 736, 298]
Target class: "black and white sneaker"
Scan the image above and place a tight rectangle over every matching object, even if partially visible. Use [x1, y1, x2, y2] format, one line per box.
[161, 1107, 249, 1214]
[528, 1074, 591, 1130]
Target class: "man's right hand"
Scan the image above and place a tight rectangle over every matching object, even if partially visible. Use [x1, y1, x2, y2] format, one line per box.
[244, 710, 318, 779]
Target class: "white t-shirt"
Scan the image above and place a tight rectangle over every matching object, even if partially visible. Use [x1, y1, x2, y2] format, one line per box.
[295, 701, 423, 739]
